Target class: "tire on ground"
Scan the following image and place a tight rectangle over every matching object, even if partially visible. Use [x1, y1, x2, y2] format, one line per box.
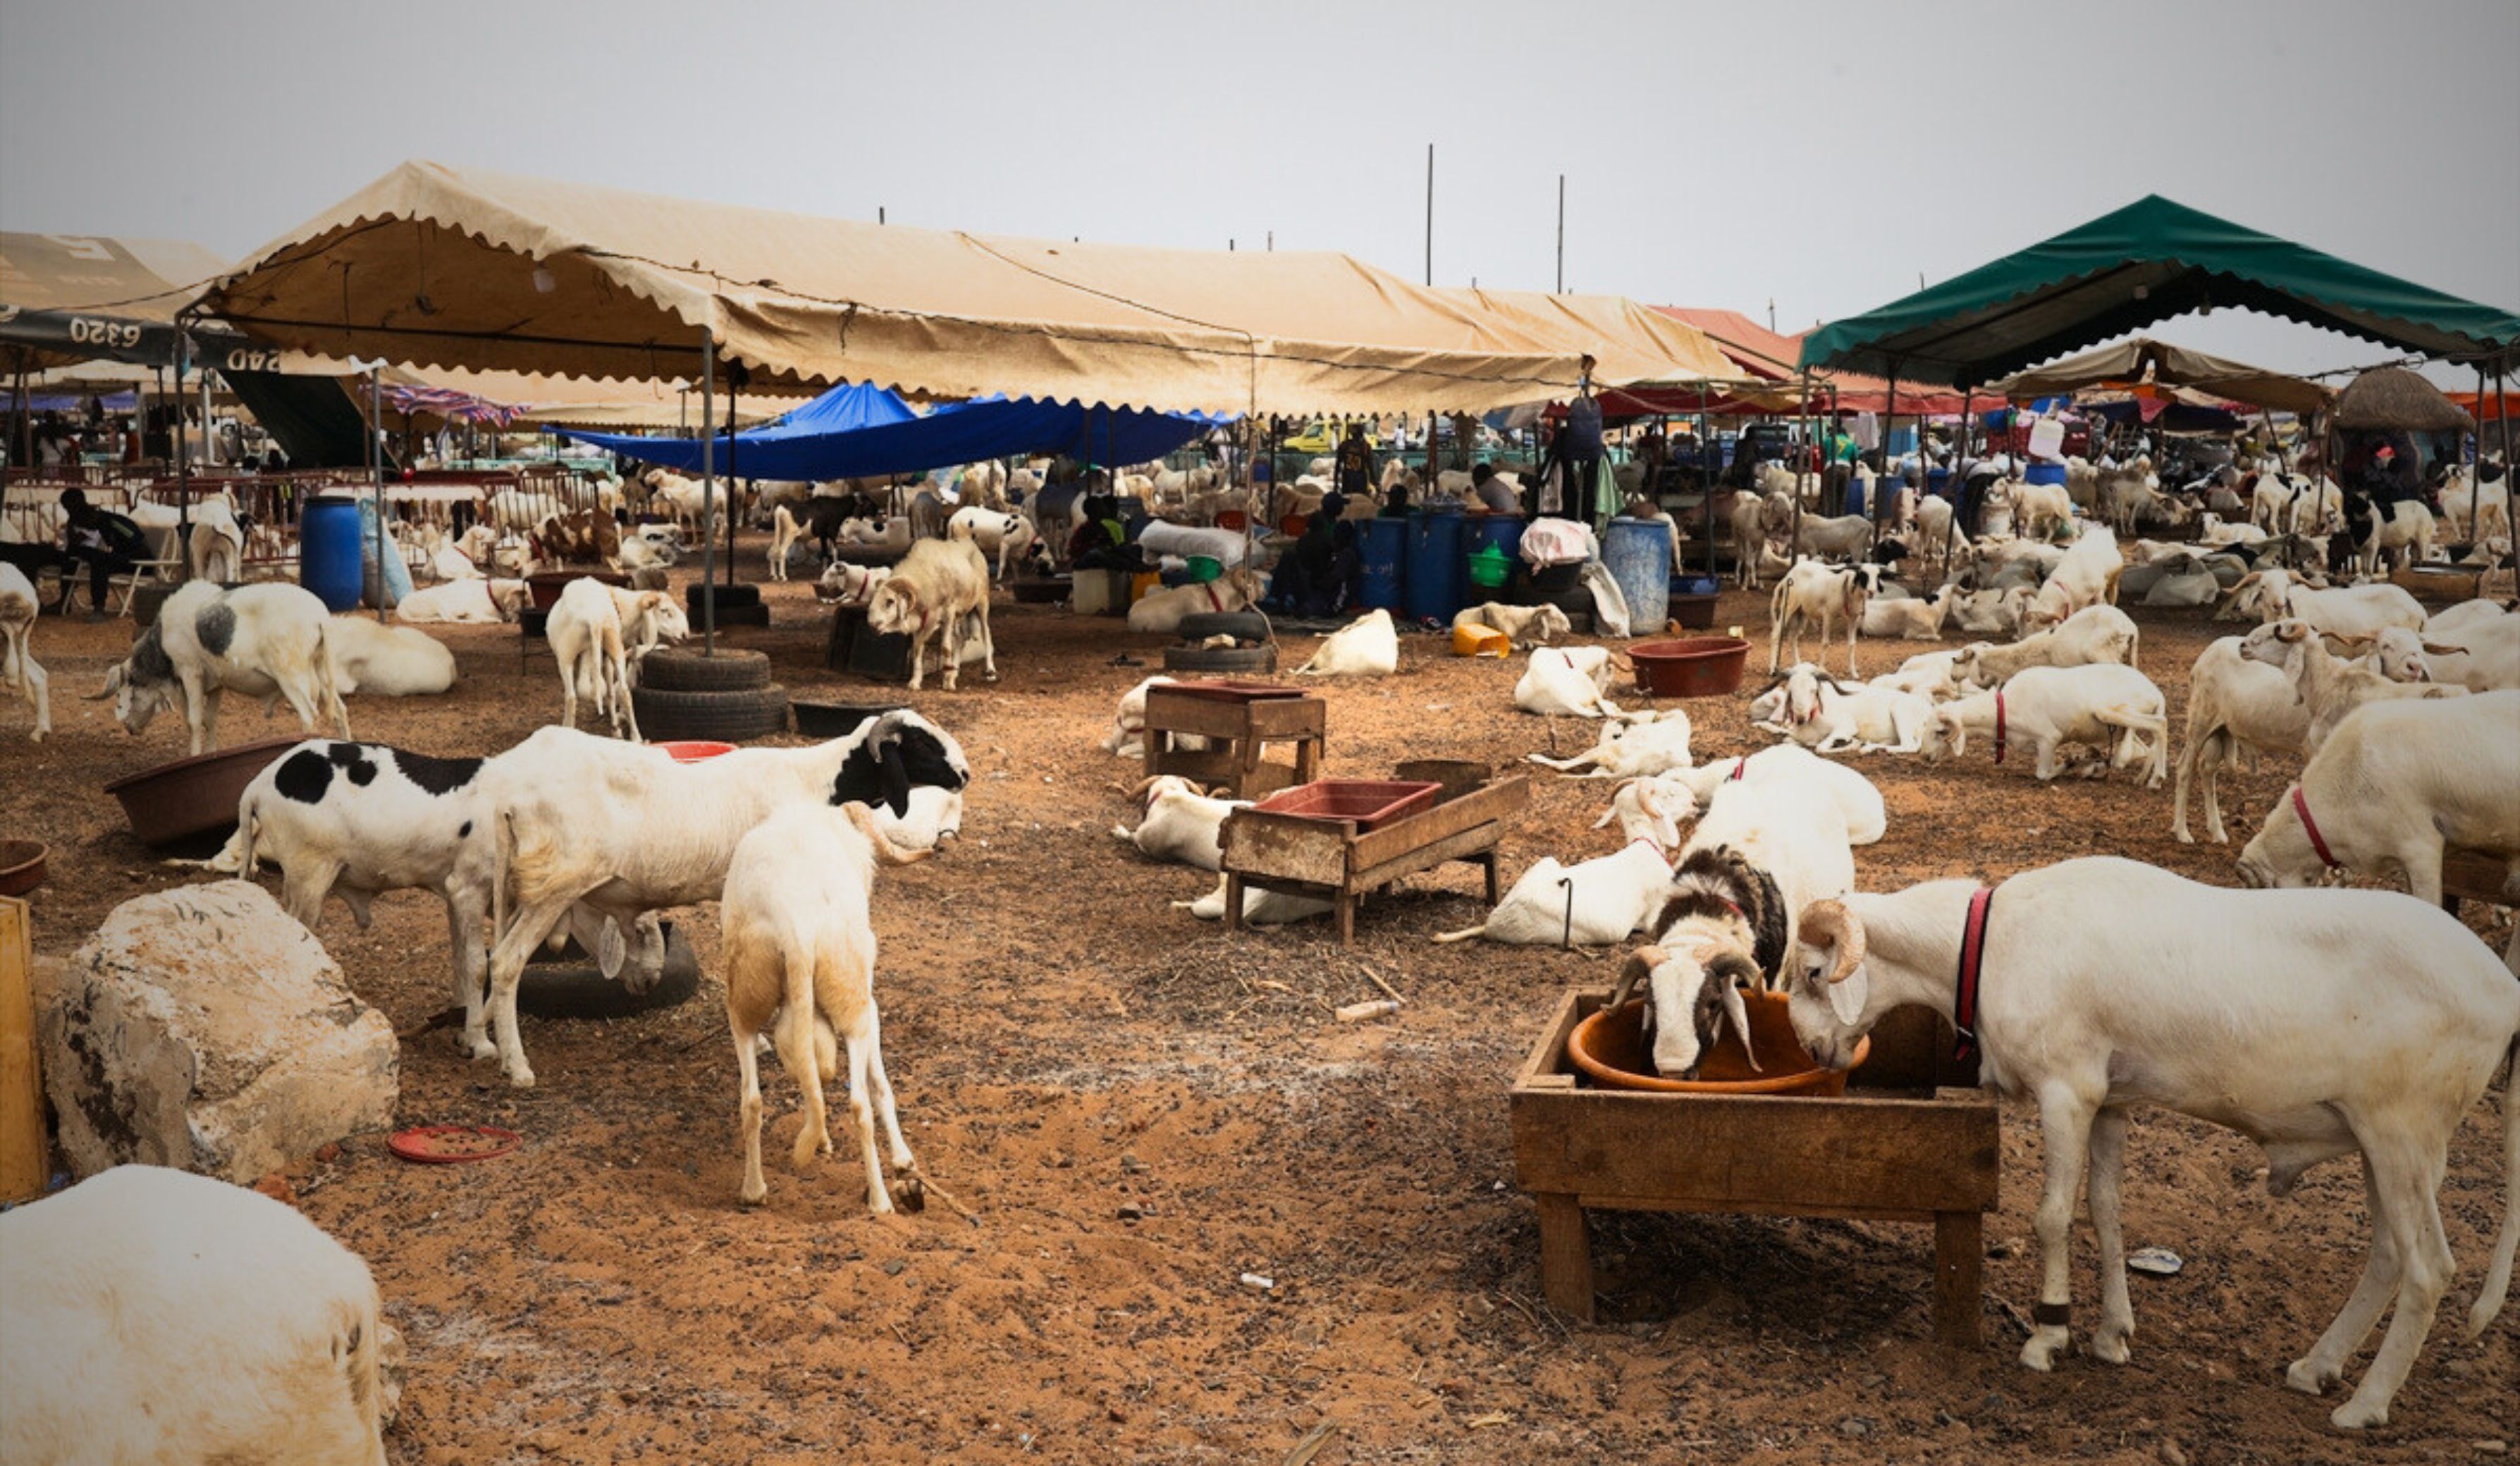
[1163, 645, 1277, 674]
[631, 684, 790, 741]
[517, 925, 703, 1020]
[1174, 610, 1272, 644]
[639, 646, 772, 692]
[685, 581, 761, 610]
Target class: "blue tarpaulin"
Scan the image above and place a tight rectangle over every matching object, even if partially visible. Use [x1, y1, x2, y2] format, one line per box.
[558, 380, 1229, 481]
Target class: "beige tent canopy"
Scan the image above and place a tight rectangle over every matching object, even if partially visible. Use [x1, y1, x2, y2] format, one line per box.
[198, 161, 1727, 417]
[1983, 335, 2334, 417]
[1430, 288, 1740, 395]
[375, 365, 806, 431]
[3, 233, 231, 372]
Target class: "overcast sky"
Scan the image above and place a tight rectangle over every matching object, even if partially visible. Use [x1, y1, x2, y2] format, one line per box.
[5, 0, 2514, 385]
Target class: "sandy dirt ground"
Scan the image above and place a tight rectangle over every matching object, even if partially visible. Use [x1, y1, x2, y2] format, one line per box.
[2, 545, 2512, 1465]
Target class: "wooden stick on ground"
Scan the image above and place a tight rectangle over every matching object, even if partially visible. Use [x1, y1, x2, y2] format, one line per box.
[1363, 968, 1407, 1005]
[911, 1166, 982, 1227]
[1281, 1423, 1338, 1466]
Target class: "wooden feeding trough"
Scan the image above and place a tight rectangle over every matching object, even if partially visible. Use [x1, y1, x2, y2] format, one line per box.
[1512, 995, 2000, 1345]
[1217, 772, 1528, 945]
[1141, 682, 1324, 800]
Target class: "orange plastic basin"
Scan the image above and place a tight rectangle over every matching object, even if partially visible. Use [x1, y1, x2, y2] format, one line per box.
[1568, 990, 1865, 1095]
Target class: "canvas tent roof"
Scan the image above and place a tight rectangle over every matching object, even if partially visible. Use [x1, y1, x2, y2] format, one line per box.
[374, 365, 809, 431]
[1648, 306, 1979, 414]
[1981, 335, 2333, 417]
[2, 232, 240, 371]
[198, 161, 1722, 418]
[1801, 196, 2520, 387]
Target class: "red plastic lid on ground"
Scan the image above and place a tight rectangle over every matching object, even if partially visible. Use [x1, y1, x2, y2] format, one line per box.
[388, 1125, 522, 1164]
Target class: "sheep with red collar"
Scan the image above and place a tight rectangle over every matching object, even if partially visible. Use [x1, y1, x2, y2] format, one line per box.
[1127, 567, 1262, 636]
[2238, 689, 2520, 925]
[1784, 859, 2519, 1429]
[1915, 663, 2169, 785]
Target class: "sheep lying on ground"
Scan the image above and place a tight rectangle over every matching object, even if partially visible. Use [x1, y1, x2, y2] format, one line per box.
[1453, 600, 1572, 647]
[1527, 708, 1692, 777]
[1776, 663, 1934, 754]
[395, 577, 529, 624]
[1432, 838, 1671, 947]
[1514, 646, 1623, 717]
[1293, 608, 1399, 676]
[325, 616, 455, 697]
[0, 1166, 402, 1465]
[1110, 775, 1246, 870]
[1666, 742, 1887, 844]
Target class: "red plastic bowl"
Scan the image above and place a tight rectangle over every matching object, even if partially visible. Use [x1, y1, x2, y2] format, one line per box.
[655, 740, 737, 763]
[1569, 992, 1867, 1095]
[1252, 779, 1440, 830]
[1629, 636, 1750, 698]
[388, 1124, 522, 1164]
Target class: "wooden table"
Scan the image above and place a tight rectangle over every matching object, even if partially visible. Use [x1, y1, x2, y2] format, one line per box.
[1511, 994, 2000, 1345]
[1217, 775, 1527, 945]
[1141, 686, 1325, 800]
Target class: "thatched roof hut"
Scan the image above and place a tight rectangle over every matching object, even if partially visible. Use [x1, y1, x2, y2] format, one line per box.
[2334, 366, 2476, 433]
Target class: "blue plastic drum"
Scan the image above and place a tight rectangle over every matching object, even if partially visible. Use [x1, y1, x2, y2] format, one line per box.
[1601, 517, 1673, 633]
[1358, 517, 1408, 610]
[1403, 507, 1467, 623]
[299, 495, 365, 612]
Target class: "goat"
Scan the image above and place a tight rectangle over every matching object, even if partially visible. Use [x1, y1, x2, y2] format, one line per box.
[480, 711, 970, 1086]
[1776, 663, 1934, 754]
[1453, 600, 1572, 648]
[0, 561, 49, 740]
[866, 538, 995, 691]
[2237, 620, 2465, 753]
[1110, 775, 1247, 870]
[94, 581, 350, 756]
[1292, 608, 1399, 676]
[1527, 708, 1692, 777]
[0, 1165, 402, 1465]
[325, 616, 455, 696]
[721, 800, 930, 1209]
[1514, 646, 1623, 719]
[947, 505, 1046, 581]
[1786, 860, 2519, 1429]
[1614, 782, 1857, 1076]
[1918, 663, 2168, 785]
[1766, 559, 1867, 677]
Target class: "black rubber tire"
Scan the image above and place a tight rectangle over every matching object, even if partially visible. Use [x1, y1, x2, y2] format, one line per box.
[1528, 561, 1584, 593]
[687, 581, 761, 610]
[1175, 610, 1272, 644]
[640, 646, 771, 692]
[632, 684, 790, 741]
[693, 601, 773, 628]
[1530, 583, 1596, 617]
[1164, 645, 1277, 673]
[517, 925, 701, 1020]
[518, 608, 549, 640]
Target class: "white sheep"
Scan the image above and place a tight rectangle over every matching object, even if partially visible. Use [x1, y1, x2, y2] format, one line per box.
[1857, 584, 1956, 639]
[947, 505, 1045, 581]
[547, 577, 643, 739]
[0, 1165, 402, 1465]
[1766, 559, 1867, 677]
[1527, 707, 1693, 777]
[2237, 619, 2466, 753]
[1776, 663, 1934, 754]
[2238, 690, 2520, 913]
[866, 538, 996, 691]
[2170, 638, 2310, 845]
[1431, 838, 1671, 947]
[2409, 610, 2519, 692]
[1453, 600, 1572, 648]
[1127, 567, 1262, 636]
[1110, 775, 1247, 870]
[95, 581, 351, 756]
[1100, 674, 1177, 756]
[2020, 524, 2122, 632]
[2225, 567, 2424, 638]
[1785, 861, 2518, 1429]
[1293, 608, 1400, 676]
[1918, 663, 2169, 785]
[1949, 603, 2140, 687]
[1514, 646, 1623, 718]
[1668, 742, 1887, 845]
[325, 615, 456, 696]
[0, 560, 49, 740]
[395, 576, 529, 624]
[720, 800, 930, 1209]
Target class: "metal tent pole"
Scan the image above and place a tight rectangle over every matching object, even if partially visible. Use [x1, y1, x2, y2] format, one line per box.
[2475, 362, 2490, 545]
[172, 326, 192, 579]
[371, 368, 388, 615]
[1948, 388, 1970, 579]
[1788, 371, 1810, 564]
[723, 371, 739, 585]
[699, 332, 716, 655]
[2498, 367, 2512, 534]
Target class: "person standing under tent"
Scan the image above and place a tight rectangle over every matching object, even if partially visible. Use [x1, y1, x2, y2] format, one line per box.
[1557, 357, 1605, 525]
[1334, 424, 1374, 502]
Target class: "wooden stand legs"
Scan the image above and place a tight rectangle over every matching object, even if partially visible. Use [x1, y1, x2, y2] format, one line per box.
[1535, 1193, 1594, 1321]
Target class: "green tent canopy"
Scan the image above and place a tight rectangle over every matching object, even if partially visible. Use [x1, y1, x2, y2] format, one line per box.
[1800, 196, 2520, 388]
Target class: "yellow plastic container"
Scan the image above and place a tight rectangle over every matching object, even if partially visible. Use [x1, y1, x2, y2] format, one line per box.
[1452, 622, 1511, 658]
[1131, 572, 1162, 604]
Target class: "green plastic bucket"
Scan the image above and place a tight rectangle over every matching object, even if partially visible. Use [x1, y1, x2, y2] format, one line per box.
[1184, 555, 1223, 584]
[1467, 543, 1511, 590]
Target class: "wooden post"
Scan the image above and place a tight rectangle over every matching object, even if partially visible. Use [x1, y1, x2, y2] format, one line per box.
[1534, 1193, 1594, 1321]
[0, 897, 44, 1204]
[1881, 364, 1900, 529]
[1932, 1210, 1984, 1348]
[2497, 368, 2512, 524]
[2474, 363, 2489, 544]
[1788, 371, 1810, 562]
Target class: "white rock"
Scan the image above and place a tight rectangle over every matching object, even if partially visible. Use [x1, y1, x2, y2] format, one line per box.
[35, 880, 398, 1183]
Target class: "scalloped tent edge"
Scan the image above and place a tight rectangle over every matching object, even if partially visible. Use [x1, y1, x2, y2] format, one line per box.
[1799, 196, 2520, 388]
[193, 161, 1731, 418]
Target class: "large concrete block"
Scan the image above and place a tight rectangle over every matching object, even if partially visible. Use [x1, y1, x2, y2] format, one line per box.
[33, 880, 398, 1183]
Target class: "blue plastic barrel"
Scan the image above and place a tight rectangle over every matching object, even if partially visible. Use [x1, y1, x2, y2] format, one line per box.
[1844, 475, 1869, 519]
[1926, 467, 1953, 500]
[2023, 460, 2069, 488]
[1403, 507, 1466, 623]
[1602, 517, 1672, 633]
[299, 495, 365, 612]
[1358, 517, 1408, 610]
[1465, 513, 1524, 595]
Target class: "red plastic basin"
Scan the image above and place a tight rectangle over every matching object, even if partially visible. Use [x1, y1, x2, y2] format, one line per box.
[1629, 636, 1750, 698]
[1252, 779, 1439, 830]
[655, 740, 737, 763]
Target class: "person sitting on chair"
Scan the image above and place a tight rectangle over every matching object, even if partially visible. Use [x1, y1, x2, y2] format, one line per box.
[1265, 493, 1359, 618]
[54, 488, 149, 618]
